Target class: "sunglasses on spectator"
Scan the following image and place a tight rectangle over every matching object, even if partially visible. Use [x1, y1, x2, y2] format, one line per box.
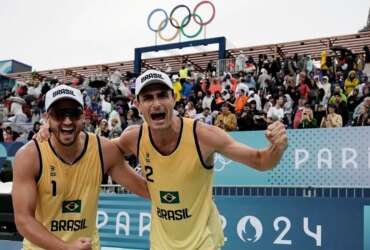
[50, 107, 83, 121]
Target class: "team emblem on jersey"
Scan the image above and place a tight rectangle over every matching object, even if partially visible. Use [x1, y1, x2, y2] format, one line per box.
[160, 191, 180, 204]
[62, 200, 81, 213]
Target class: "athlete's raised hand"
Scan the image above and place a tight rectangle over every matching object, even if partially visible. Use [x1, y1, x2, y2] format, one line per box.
[265, 121, 288, 151]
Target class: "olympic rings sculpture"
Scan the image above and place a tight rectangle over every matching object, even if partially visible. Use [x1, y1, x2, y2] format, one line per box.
[147, 1, 216, 42]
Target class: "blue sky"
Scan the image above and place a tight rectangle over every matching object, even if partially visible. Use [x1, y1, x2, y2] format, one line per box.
[0, 0, 369, 71]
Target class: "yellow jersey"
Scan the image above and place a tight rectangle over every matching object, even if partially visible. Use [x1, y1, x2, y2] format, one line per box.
[138, 118, 224, 250]
[23, 132, 103, 250]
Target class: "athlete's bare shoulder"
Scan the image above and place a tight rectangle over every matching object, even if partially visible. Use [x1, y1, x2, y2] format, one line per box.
[111, 124, 142, 156]
[195, 121, 231, 154]
[13, 140, 40, 177]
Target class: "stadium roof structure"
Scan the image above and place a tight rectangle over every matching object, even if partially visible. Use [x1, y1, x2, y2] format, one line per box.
[6, 31, 370, 83]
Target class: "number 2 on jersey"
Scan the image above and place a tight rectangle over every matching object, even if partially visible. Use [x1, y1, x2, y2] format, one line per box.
[144, 166, 154, 182]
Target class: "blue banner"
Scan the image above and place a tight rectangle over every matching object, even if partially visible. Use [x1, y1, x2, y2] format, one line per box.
[0, 142, 24, 170]
[97, 193, 370, 250]
[214, 127, 370, 187]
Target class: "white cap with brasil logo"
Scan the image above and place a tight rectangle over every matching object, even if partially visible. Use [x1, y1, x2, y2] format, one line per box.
[45, 84, 84, 111]
[135, 70, 173, 96]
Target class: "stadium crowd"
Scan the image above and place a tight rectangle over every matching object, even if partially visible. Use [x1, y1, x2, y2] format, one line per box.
[1, 46, 370, 145]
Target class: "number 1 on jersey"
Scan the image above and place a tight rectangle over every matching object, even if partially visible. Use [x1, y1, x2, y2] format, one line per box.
[51, 180, 57, 196]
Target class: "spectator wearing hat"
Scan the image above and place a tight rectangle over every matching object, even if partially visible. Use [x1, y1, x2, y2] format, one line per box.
[215, 103, 237, 131]
[344, 70, 359, 96]
[320, 104, 343, 128]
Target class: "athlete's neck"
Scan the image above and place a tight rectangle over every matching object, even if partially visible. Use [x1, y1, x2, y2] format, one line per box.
[50, 132, 86, 164]
[149, 116, 181, 155]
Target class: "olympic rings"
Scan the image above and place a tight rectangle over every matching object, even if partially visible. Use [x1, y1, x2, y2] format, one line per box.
[158, 17, 180, 42]
[147, 1, 216, 41]
[193, 1, 215, 25]
[147, 8, 168, 32]
[180, 14, 203, 38]
[170, 5, 191, 29]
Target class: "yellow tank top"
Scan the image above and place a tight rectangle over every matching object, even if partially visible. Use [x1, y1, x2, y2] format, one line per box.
[23, 132, 103, 250]
[138, 118, 224, 250]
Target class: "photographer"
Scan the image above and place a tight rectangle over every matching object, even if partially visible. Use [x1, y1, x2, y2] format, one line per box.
[298, 107, 317, 128]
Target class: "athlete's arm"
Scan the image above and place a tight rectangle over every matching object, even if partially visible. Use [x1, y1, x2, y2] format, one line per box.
[111, 125, 141, 156]
[100, 136, 150, 199]
[12, 142, 91, 250]
[197, 121, 288, 171]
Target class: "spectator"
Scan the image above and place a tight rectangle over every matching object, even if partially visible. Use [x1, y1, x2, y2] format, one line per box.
[95, 119, 110, 137]
[258, 68, 271, 95]
[267, 96, 285, 124]
[126, 107, 143, 126]
[215, 103, 237, 131]
[298, 107, 317, 128]
[211, 91, 225, 111]
[195, 107, 213, 125]
[332, 92, 349, 125]
[202, 91, 213, 111]
[109, 118, 122, 138]
[27, 121, 41, 141]
[344, 70, 359, 96]
[179, 64, 188, 80]
[172, 75, 182, 103]
[184, 101, 197, 119]
[353, 97, 370, 125]
[181, 78, 193, 99]
[245, 74, 256, 90]
[0, 122, 3, 142]
[293, 97, 307, 129]
[209, 79, 222, 95]
[231, 89, 248, 115]
[347, 88, 362, 120]
[237, 103, 257, 131]
[363, 46, 370, 77]
[320, 104, 343, 128]
[4, 126, 14, 142]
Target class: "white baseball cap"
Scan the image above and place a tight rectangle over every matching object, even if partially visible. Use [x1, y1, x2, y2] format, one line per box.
[45, 84, 83, 111]
[135, 70, 173, 96]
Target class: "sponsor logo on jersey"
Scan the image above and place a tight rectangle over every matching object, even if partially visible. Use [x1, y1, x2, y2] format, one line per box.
[50, 165, 56, 177]
[160, 191, 179, 204]
[62, 200, 81, 213]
